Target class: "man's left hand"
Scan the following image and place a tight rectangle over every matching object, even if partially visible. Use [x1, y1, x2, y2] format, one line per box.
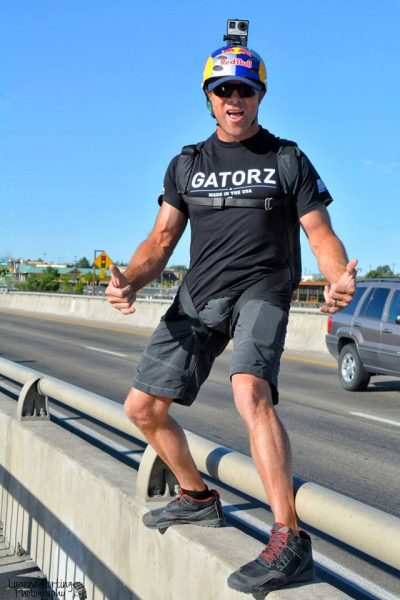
[320, 258, 358, 314]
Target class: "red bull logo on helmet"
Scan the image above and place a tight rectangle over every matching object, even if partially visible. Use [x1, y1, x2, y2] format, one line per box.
[220, 58, 253, 68]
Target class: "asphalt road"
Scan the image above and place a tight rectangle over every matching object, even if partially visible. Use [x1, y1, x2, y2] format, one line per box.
[1, 308, 399, 519]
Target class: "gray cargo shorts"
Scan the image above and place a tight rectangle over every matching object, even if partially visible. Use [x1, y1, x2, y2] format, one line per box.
[132, 282, 291, 406]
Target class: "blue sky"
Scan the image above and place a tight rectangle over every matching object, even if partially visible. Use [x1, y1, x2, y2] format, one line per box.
[2, 1, 399, 276]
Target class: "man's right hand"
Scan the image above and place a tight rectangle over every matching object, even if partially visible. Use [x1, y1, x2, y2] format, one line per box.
[105, 264, 137, 315]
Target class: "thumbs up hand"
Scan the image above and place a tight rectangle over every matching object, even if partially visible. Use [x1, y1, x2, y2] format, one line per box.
[320, 258, 358, 314]
[105, 264, 137, 315]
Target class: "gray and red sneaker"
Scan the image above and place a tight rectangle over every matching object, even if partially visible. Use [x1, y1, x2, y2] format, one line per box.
[228, 523, 314, 594]
[142, 489, 224, 530]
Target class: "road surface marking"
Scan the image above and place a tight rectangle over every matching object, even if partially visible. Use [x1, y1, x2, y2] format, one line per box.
[84, 345, 127, 358]
[283, 354, 336, 368]
[2, 309, 337, 368]
[349, 411, 400, 428]
[0, 308, 150, 337]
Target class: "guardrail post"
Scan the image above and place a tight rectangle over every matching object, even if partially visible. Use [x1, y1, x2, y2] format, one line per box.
[16, 376, 50, 421]
[136, 444, 178, 502]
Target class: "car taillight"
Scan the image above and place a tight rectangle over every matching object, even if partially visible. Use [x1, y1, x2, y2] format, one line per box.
[327, 315, 333, 334]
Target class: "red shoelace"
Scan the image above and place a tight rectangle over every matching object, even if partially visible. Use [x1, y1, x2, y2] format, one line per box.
[166, 488, 212, 507]
[167, 489, 186, 507]
[167, 488, 218, 506]
[259, 527, 289, 563]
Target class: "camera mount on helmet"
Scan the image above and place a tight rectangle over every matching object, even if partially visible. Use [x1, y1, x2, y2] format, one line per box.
[223, 19, 249, 48]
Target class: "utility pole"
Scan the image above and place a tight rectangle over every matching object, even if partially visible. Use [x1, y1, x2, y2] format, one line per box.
[93, 249, 104, 295]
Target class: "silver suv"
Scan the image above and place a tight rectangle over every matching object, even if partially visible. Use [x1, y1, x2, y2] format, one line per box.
[325, 279, 400, 390]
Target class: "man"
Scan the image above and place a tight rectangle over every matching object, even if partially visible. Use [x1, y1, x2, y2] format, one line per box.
[106, 42, 357, 595]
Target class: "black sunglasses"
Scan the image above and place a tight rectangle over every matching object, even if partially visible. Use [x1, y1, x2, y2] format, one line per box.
[211, 82, 258, 98]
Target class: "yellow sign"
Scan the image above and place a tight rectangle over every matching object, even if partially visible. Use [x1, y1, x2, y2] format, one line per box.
[94, 251, 112, 271]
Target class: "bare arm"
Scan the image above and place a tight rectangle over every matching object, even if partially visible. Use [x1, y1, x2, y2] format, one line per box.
[124, 202, 187, 289]
[106, 202, 187, 314]
[300, 205, 357, 314]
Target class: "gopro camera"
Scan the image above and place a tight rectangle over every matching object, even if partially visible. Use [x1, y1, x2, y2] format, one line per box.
[223, 19, 249, 47]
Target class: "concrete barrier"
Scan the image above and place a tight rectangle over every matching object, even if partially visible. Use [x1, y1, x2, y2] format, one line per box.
[0, 396, 349, 600]
[1, 355, 396, 573]
[0, 291, 169, 330]
[0, 291, 330, 354]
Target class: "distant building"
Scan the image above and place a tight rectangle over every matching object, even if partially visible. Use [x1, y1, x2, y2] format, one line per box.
[293, 280, 328, 304]
[4, 256, 328, 304]
[154, 268, 186, 285]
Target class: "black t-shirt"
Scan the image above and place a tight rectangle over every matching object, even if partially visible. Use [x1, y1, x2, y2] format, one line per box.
[161, 127, 332, 311]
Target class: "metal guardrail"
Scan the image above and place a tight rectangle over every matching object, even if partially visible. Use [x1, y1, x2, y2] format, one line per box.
[0, 356, 399, 571]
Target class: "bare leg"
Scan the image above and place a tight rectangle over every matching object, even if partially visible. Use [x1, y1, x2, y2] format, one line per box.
[125, 387, 206, 491]
[231, 373, 297, 530]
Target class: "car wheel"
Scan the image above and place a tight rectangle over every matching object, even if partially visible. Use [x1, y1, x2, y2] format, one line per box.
[338, 344, 371, 391]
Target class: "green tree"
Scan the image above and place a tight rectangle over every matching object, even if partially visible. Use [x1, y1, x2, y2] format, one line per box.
[59, 274, 74, 293]
[161, 279, 173, 288]
[365, 265, 396, 278]
[167, 265, 187, 271]
[75, 281, 84, 294]
[311, 273, 327, 281]
[41, 268, 60, 291]
[18, 267, 60, 292]
[82, 272, 98, 285]
[75, 256, 91, 268]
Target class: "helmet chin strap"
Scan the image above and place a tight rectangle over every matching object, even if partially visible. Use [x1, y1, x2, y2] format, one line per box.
[206, 97, 216, 119]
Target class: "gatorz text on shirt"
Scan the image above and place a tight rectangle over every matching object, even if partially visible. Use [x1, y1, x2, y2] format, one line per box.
[191, 169, 277, 189]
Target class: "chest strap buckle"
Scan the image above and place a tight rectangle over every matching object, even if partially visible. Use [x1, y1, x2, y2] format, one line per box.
[264, 197, 273, 211]
[213, 197, 225, 209]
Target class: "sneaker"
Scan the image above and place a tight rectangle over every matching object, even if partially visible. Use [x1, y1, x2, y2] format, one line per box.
[227, 523, 314, 594]
[142, 489, 224, 530]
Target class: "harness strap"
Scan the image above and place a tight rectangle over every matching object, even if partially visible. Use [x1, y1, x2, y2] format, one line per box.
[179, 267, 291, 335]
[231, 267, 291, 328]
[178, 280, 209, 331]
[183, 196, 287, 210]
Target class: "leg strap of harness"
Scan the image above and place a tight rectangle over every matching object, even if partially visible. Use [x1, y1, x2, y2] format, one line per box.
[179, 267, 291, 336]
[179, 279, 210, 333]
[231, 267, 292, 328]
